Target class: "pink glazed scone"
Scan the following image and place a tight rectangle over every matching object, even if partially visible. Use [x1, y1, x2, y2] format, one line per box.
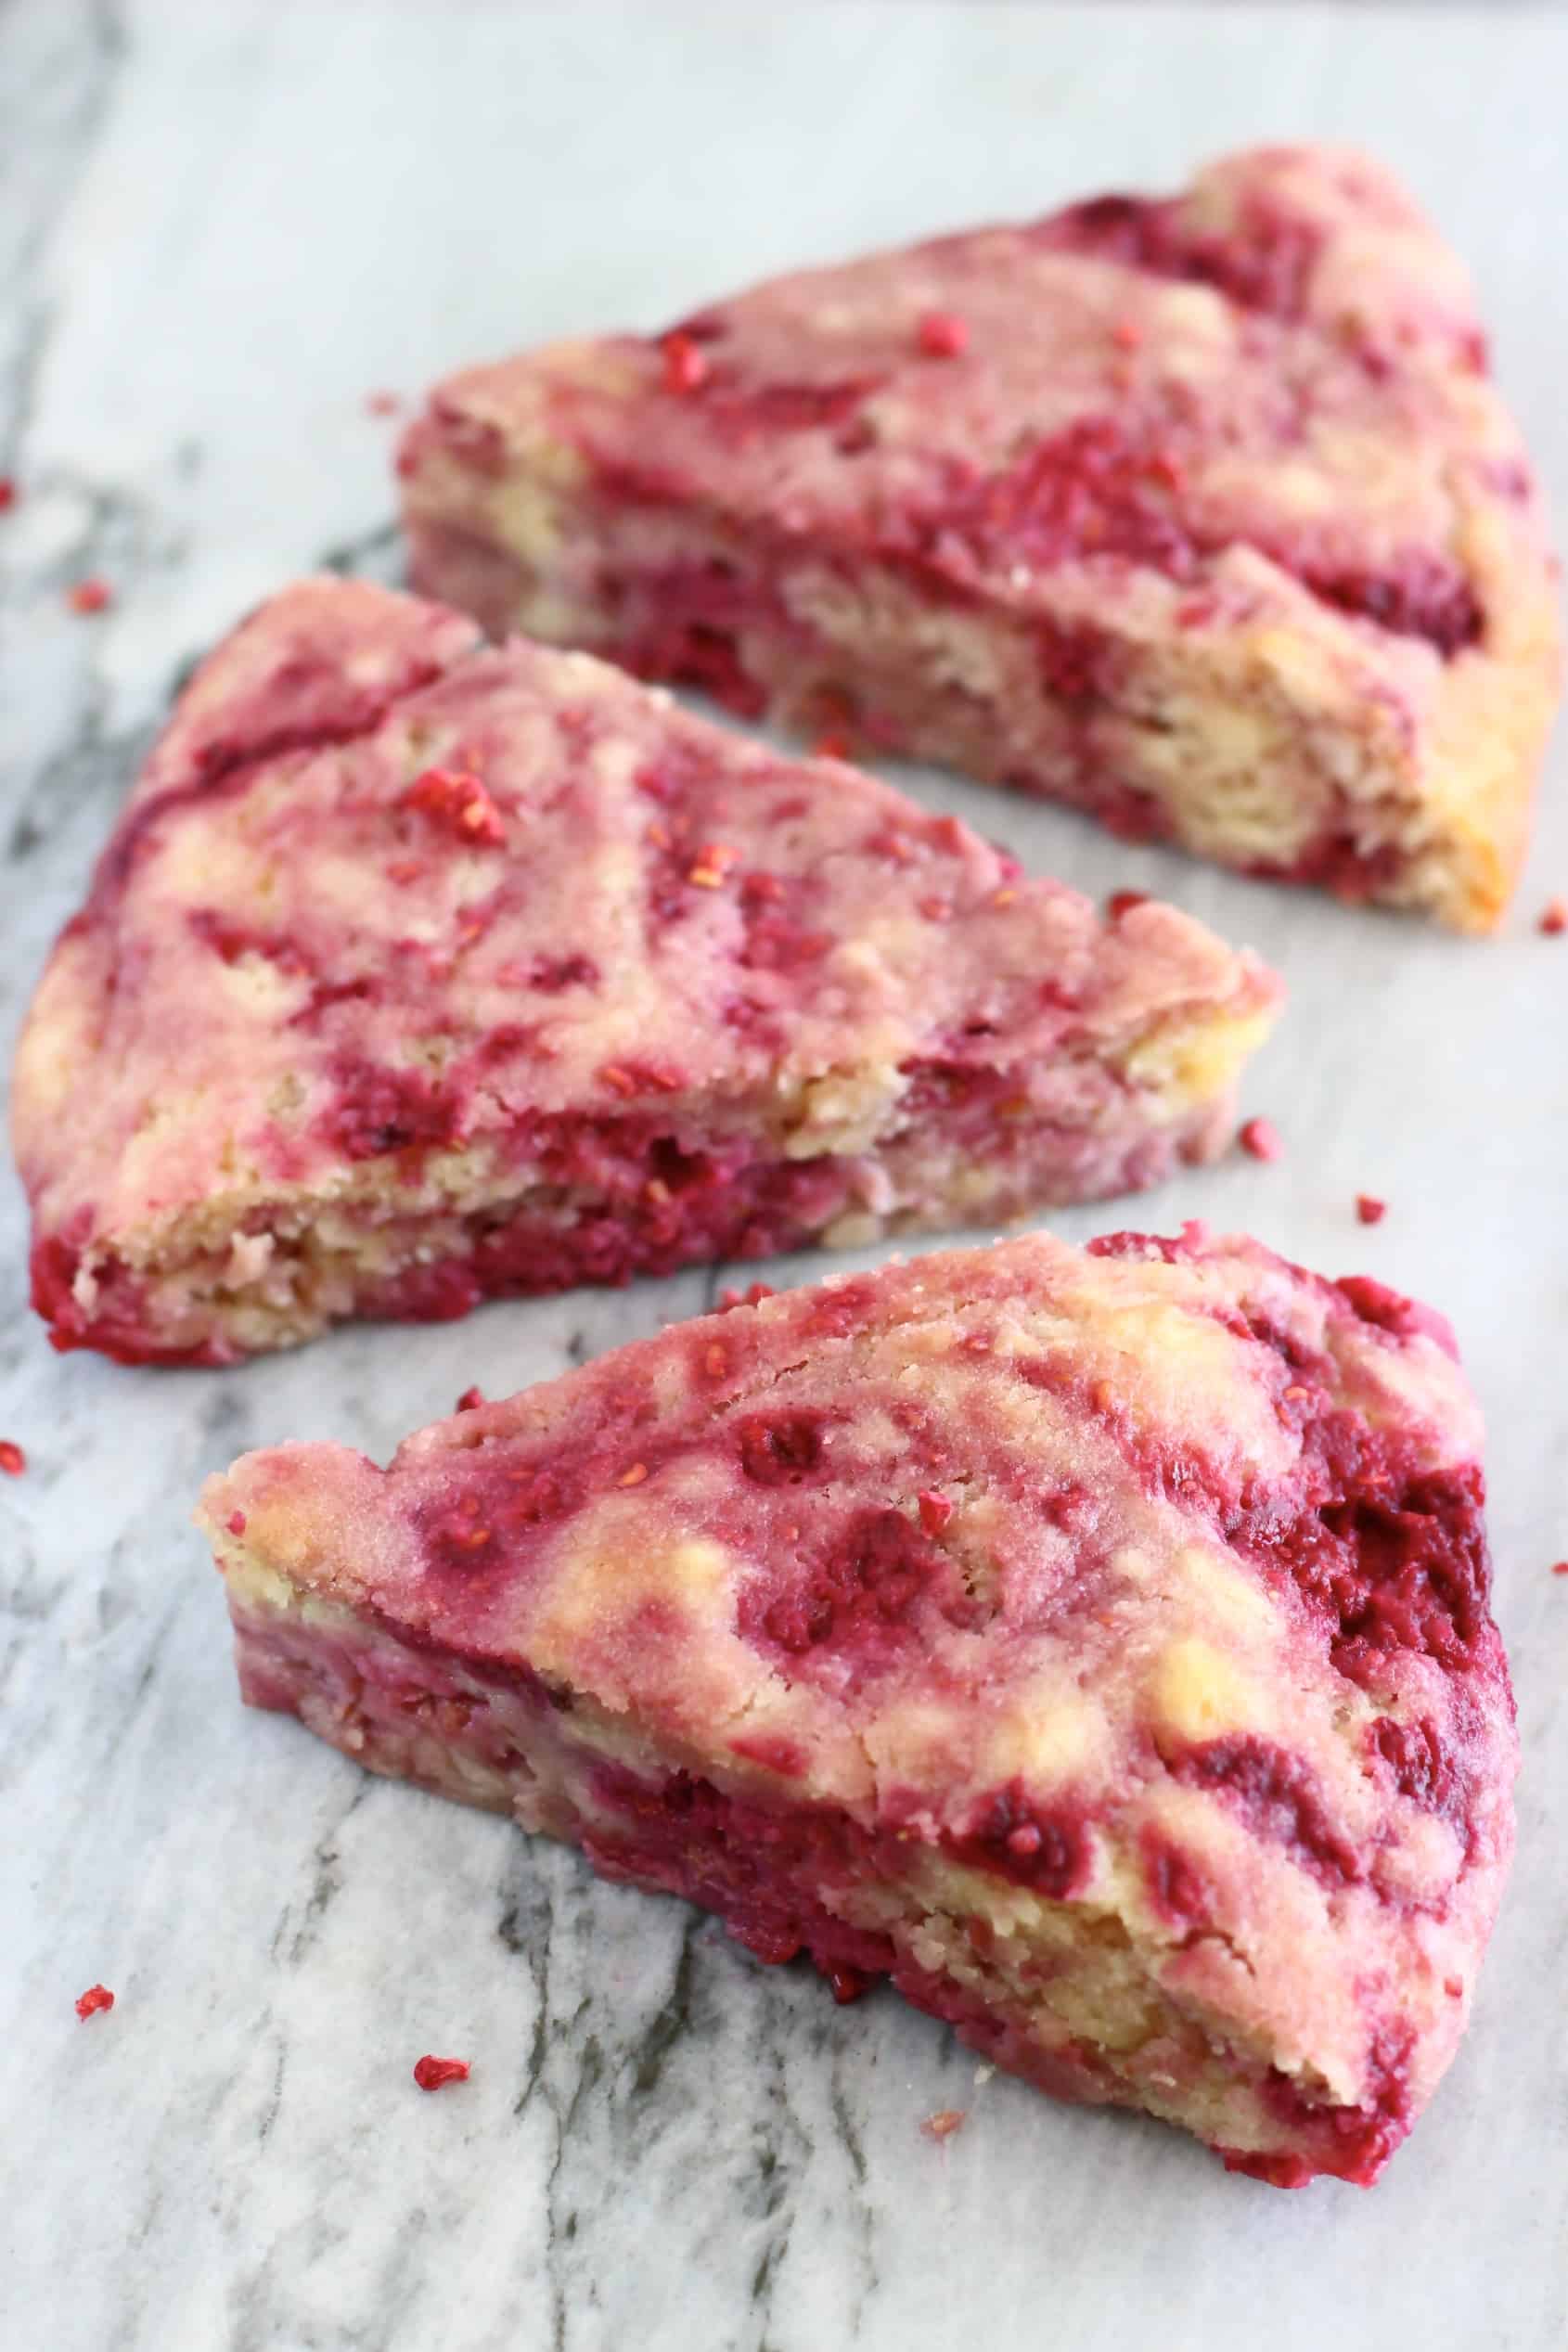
[199, 1225, 1517, 2186]
[401, 144, 1560, 928]
[11, 579, 1278, 1365]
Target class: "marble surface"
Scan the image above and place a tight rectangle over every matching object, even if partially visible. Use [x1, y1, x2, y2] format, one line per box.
[3, 4, 1567, 2346]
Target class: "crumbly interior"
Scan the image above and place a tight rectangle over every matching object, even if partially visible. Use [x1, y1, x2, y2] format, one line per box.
[228, 1569, 1354, 2179]
[46, 1054, 1244, 1363]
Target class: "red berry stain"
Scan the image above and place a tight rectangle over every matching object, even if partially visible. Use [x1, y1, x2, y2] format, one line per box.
[0, 476, 16, 510]
[413, 2055, 470, 2091]
[749, 1506, 959, 1658]
[1538, 898, 1567, 936]
[1107, 890, 1149, 919]
[75, 1985, 115, 2021]
[1169, 1734, 1361, 1886]
[0, 1440, 25, 1476]
[327, 1060, 459, 1161]
[366, 391, 402, 417]
[68, 577, 112, 615]
[737, 1411, 827, 1486]
[946, 1781, 1090, 1898]
[922, 2108, 967, 2140]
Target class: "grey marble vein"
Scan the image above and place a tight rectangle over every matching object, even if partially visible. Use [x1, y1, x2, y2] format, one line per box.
[2, 4, 1567, 2349]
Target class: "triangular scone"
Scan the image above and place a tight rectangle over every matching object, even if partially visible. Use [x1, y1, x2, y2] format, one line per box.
[199, 1225, 1516, 2186]
[13, 579, 1278, 1366]
[401, 144, 1560, 929]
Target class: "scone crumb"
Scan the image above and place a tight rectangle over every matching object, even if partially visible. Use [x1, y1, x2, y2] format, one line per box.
[413, 2054, 469, 2091]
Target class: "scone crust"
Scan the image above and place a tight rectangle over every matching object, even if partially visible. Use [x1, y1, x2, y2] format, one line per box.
[201, 1225, 1517, 2184]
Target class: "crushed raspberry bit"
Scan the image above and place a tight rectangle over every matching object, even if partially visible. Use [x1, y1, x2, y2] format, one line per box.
[702, 1343, 729, 1378]
[454, 1386, 486, 1413]
[225, 1510, 247, 1536]
[1551, 1561, 1568, 1578]
[990, 886, 1017, 908]
[719, 1281, 776, 1311]
[413, 2054, 470, 2091]
[1356, 1195, 1387, 1226]
[688, 842, 739, 888]
[75, 1985, 115, 2021]
[916, 310, 970, 358]
[0, 476, 16, 510]
[922, 2108, 967, 2142]
[661, 332, 709, 394]
[365, 390, 401, 416]
[1444, 1976, 1464, 1999]
[616, 1462, 649, 1487]
[68, 577, 111, 615]
[0, 1440, 25, 1476]
[813, 733, 850, 761]
[826, 1964, 873, 2004]
[918, 894, 953, 922]
[404, 766, 505, 846]
[1107, 890, 1149, 919]
[1537, 897, 1567, 936]
[918, 1489, 955, 1536]
[1111, 316, 1143, 350]
[1239, 1117, 1283, 1163]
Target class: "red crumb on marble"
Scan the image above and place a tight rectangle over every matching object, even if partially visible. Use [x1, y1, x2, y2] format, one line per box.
[1551, 1562, 1568, 1578]
[226, 1510, 247, 1536]
[922, 2107, 967, 2141]
[0, 1440, 25, 1476]
[68, 578, 111, 615]
[413, 2054, 470, 2090]
[0, 476, 16, 510]
[1239, 1117, 1283, 1163]
[75, 1985, 115, 2021]
[366, 391, 402, 417]
[1356, 1195, 1387, 1226]
[662, 333, 709, 394]
[916, 311, 969, 358]
[1538, 898, 1567, 935]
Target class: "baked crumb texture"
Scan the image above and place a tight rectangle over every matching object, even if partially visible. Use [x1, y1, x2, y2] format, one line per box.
[400, 145, 1561, 929]
[12, 579, 1277, 1365]
[199, 1226, 1516, 2186]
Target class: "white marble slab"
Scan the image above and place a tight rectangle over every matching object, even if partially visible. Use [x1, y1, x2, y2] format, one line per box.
[2, 4, 1566, 2346]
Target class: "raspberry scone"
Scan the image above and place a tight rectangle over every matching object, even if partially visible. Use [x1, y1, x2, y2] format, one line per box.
[11, 578, 1278, 1367]
[401, 144, 1560, 929]
[199, 1226, 1516, 2186]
